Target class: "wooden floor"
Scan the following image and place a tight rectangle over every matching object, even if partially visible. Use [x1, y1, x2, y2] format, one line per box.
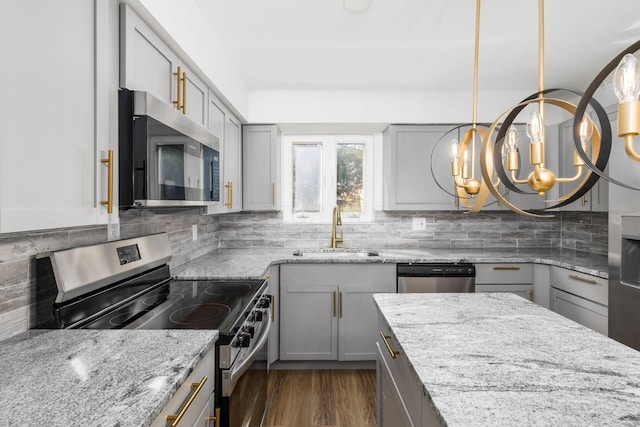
[265, 369, 377, 427]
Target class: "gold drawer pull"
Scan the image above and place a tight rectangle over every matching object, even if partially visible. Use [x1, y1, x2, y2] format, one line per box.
[380, 332, 400, 359]
[333, 291, 337, 317]
[270, 294, 275, 322]
[528, 289, 534, 301]
[493, 266, 520, 271]
[208, 407, 221, 427]
[339, 292, 343, 318]
[167, 376, 207, 426]
[569, 274, 598, 285]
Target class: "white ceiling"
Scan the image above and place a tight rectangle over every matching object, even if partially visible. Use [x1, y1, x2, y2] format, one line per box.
[192, 0, 640, 93]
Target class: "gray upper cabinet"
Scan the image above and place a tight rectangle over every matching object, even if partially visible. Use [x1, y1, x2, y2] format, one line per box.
[243, 125, 281, 211]
[557, 118, 608, 212]
[0, 0, 114, 233]
[383, 125, 457, 210]
[120, 4, 208, 129]
[206, 93, 242, 214]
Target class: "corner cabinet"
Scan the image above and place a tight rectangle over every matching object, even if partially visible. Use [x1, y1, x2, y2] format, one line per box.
[243, 125, 281, 211]
[206, 92, 243, 214]
[280, 264, 395, 361]
[120, 4, 208, 129]
[0, 0, 115, 233]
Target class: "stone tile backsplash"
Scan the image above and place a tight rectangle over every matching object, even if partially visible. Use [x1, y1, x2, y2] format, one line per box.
[0, 208, 607, 340]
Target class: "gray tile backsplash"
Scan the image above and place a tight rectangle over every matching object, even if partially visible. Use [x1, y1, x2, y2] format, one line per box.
[0, 208, 607, 340]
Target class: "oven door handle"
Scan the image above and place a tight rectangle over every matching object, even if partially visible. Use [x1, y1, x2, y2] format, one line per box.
[227, 307, 271, 393]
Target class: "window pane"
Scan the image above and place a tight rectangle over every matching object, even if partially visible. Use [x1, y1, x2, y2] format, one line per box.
[292, 144, 322, 212]
[337, 143, 364, 213]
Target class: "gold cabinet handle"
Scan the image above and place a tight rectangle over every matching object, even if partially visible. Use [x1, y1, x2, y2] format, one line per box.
[272, 182, 276, 206]
[493, 266, 520, 271]
[569, 274, 598, 285]
[581, 195, 588, 206]
[207, 407, 220, 427]
[339, 292, 343, 318]
[333, 291, 337, 317]
[182, 71, 187, 114]
[225, 181, 233, 208]
[100, 149, 113, 214]
[379, 332, 400, 359]
[528, 289, 534, 301]
[173, 65, 183, 111]
[270, 294, 275, 322]
[167, 376, 207, 426]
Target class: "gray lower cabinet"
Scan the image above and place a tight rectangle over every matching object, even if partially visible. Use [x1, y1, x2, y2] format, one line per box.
[150, 347, 216, 426]
[280, 264, 395, 361]
[475, 263, 534, 301]
[549, 266, 608, 335]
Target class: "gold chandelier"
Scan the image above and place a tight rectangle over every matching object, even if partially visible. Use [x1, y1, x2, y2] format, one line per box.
[473, 0, 610, 217]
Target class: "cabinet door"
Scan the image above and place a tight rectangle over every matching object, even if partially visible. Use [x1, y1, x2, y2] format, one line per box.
[550, 287, 608, 335]
[225, 116, 243, 212]
[339, 283, 395, 361]
[243, 125, 281, 210]
[181, 62, 208, 129]
[267, 266, 280, 365]
[280, 283, 338, 360]
[0, 0, 111, 233]
[383, 125, 455, 210]
[377, 345, 414, 427]
[120, 4, 178, 106]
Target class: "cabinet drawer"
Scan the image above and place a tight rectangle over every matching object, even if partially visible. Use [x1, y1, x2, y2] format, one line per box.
[475, 263, 533, 284]
[151, 349, 215, 427]
[377, 318, 421, 426]
[281, 264, 396, 286]
[550, 266, 608, 306]
[550, 287, 608, 335]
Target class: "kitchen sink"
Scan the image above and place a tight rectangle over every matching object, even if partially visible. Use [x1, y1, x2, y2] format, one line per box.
[292, 249, 379, 258]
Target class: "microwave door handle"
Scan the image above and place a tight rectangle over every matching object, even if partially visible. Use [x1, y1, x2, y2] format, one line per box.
[210, 161, 214, 200]
[226, 308, 272, 395]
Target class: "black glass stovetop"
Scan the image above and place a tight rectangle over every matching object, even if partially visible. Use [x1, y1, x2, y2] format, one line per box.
[61, 278, 265, 334]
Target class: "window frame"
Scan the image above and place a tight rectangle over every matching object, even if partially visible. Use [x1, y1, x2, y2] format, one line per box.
[282, 134, 374, 223]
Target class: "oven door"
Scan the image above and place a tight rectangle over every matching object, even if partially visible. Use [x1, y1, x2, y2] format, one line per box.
[222, 307, 271, 427]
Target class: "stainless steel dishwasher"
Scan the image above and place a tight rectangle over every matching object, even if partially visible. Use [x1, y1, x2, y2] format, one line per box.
[397, 263, 475, 293]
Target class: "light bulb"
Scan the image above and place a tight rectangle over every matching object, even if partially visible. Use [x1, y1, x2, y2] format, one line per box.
[505, 125, 519, 153]
[463, 149, 469, 164]
[613, 53, 640, 103]
[526, 109, 544, 144]
[449, 139, 459, 161]
[579, 116, 593, 146]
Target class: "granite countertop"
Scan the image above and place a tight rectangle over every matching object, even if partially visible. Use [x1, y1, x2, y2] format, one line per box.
[374, 293, 640, 427]
[0, 329, 218, 427]
[172, 247, 608, 280]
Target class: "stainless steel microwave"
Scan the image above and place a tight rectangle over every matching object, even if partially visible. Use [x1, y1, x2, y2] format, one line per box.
[119, 89, 220, 208]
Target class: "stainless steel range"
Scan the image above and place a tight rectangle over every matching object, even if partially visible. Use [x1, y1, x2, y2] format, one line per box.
[34, 233, 271, 427]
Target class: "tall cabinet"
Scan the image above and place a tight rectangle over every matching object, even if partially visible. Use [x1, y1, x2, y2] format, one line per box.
[0, 0, 115, 233]
[207, 93, 243, 214]
[243, 125, 281, 211]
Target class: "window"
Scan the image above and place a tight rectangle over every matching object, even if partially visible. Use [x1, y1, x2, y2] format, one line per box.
[283, 134, 374, 223]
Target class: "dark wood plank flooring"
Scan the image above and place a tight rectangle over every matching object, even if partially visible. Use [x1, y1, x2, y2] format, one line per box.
[265, 369, 377, 427]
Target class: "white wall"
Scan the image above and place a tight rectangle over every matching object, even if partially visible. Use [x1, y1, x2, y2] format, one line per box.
[248, 89, 534, 124]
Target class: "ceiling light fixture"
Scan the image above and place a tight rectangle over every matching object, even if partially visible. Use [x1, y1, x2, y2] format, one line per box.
[475, 0, 610, 217]
[343, 0, 371, 12]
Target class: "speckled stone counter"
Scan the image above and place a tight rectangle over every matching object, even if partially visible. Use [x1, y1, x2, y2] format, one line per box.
[374, 293, 640, 427]
[172, 247, 608, 280]
[0, 329, 218, 427]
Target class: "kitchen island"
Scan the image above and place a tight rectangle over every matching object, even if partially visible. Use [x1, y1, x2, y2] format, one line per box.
[0, 329, 218, 426]
[374, 293, 640, 426]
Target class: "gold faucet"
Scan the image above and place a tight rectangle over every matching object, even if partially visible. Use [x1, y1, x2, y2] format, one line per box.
[330, 205, 343, 249]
